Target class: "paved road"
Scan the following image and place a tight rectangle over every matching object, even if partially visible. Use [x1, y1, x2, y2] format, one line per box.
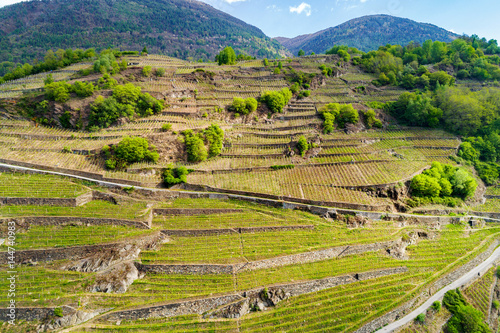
[378, 246, 500, 332]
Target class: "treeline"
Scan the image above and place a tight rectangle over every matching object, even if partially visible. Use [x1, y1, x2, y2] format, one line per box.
[0, 48, 96, 82]
[327, 35, 500, 88]
[386, 85, 500, 184]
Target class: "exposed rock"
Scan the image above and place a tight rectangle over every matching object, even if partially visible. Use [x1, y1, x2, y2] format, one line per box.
[90, 262, 144, 293]
[387, 231, 433, 260]
[339, 214, 371, 228]
[37, 306, 108, 332]
[59, 233, 164, 272]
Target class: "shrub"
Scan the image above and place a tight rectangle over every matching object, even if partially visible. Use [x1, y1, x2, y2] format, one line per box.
[62, 146, 72, 153]
[261, 88, 292, 113]
[415, 313, 425, 323]
[142, 66, 152, 77]
[155, 68, 165, 77]
[204, 124, 224, 157]
[71, 81, 94, 97]
[184, 132, 208, 162]
[493, 300, 500, 309]
[161, 123, 172, 132]
[323, 112, 335, 134]
[365, 109, 382, 129]
[45, 81, 71, 103]
[297, 136, 309, 157]
[217, 47, 236, 65]
[114, 136, 159, 164]
[163, 166, 189, 187]
[431, 301, 441, 311]
[54, 307, 63, 317]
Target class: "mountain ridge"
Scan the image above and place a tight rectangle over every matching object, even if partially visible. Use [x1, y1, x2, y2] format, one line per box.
[276, 14, 459, 55]
[0, 0, 289, 64]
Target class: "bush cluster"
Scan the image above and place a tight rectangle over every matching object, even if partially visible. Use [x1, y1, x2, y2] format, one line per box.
[443, 289, 491, 333]
[364, 109, 383, 128]
[260, 88, 292, 114]
[45, 81, 95, 103]
[319, 103, 359, 133]
[88, 83, 165, 129]
[230, 97, 258, 115]
[93, 50, 127, 74]
[183, 124, 224, 162]
[410, 162, 477, 202]
[162, 166, 189, 187]
[103, 136, 159, 170]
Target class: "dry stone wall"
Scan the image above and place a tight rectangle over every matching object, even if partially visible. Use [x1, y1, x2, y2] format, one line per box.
[101, 267, 408, 322]
[137, 241, 396, 275]
[1, 216, 150, 229]
[0, 191, 92, 207]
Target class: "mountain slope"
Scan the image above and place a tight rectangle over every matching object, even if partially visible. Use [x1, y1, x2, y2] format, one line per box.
[0, 0, 288, 64]
[278, 15, 459, 55]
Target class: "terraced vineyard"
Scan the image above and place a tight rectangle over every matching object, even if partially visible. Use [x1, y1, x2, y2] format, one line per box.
[0, 53, 499, 333]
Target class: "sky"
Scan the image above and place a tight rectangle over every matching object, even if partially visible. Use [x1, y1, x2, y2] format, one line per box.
[1, 0, 499, 41]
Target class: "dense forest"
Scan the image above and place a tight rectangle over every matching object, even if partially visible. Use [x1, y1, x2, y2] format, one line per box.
[0, 0, 287, 68]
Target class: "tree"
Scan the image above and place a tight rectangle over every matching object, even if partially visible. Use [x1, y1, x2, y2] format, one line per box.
[217, 47, 237, 65]
[142, 46, 148, 55]
[163, 166, 188, 187]
[184, 132, 208, 162]
[298, 49, 305, 57]
[142, 66, 152, 77]
[411, 174, 441, 197]
[204, 124, 224, 157]
[45, 81, 71, 103]
[337, 104, 359, 128]
[297, 136, 309, 157]
[114, 136, 158, 164]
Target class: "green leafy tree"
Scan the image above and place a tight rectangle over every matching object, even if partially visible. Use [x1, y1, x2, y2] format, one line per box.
[163, 166, 188, 187]
[45, 81, 71, 103]
[217, 47, 237, 65]
[114, 136, 159, 164]
[298, 49, 305, 57]
[297, 136, 309, 157]
[142, 66, 152, 77]
[204, 124, 224, 157]
[184, 132, 208, 162]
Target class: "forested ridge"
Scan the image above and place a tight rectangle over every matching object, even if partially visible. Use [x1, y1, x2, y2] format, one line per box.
[0, 0, 287, 68]
[278, 15, 459, 55]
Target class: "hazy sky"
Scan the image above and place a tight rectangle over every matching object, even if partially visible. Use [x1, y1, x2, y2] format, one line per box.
[1, 0, 499, 41]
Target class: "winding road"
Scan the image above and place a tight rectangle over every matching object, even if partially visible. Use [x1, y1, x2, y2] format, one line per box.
[378, 246, 500, 333]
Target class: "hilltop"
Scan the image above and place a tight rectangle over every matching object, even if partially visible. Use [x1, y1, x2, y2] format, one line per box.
[0, 0, 288, 66]
[277, 15, 459, 55]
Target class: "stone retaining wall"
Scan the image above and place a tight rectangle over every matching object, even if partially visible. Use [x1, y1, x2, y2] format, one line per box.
[137, 241, 395, 275]
[161, 225, 314, 237]
[0, 232, 161, 264]
[0, 307, 55, 322]
[0, 216, 150, 229]
[101, 267, 407, 322]
[101, 295, 242, 322]
[0, 191, 93, 207]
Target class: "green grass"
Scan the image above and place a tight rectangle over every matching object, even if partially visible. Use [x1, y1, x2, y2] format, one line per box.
[142, 223, 402, 264]
[0, 200, 150, 220]
[1, 225, 155, 250]
[0, 172, 88, 198]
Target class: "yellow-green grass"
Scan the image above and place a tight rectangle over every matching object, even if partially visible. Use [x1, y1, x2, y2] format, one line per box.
[1, 225, 155, 250]
[463, 266, 495, 317]
[475, 199, 500, 212]
[141, 223, 403, 264]
[0, 172, 88, 198]
[0, 200, 150, 220]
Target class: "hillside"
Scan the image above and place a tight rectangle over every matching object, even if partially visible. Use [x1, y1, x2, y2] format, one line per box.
[0, 0, 288, 66]
[277, 15, 459, 55]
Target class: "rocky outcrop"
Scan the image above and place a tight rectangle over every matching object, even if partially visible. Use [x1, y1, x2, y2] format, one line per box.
[101, 267, 407, 322]
[60, 232, 164, 273]
[90, 262, 144, 293]
[37, 306, 107, 332]
[387, 231, 434, 260]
